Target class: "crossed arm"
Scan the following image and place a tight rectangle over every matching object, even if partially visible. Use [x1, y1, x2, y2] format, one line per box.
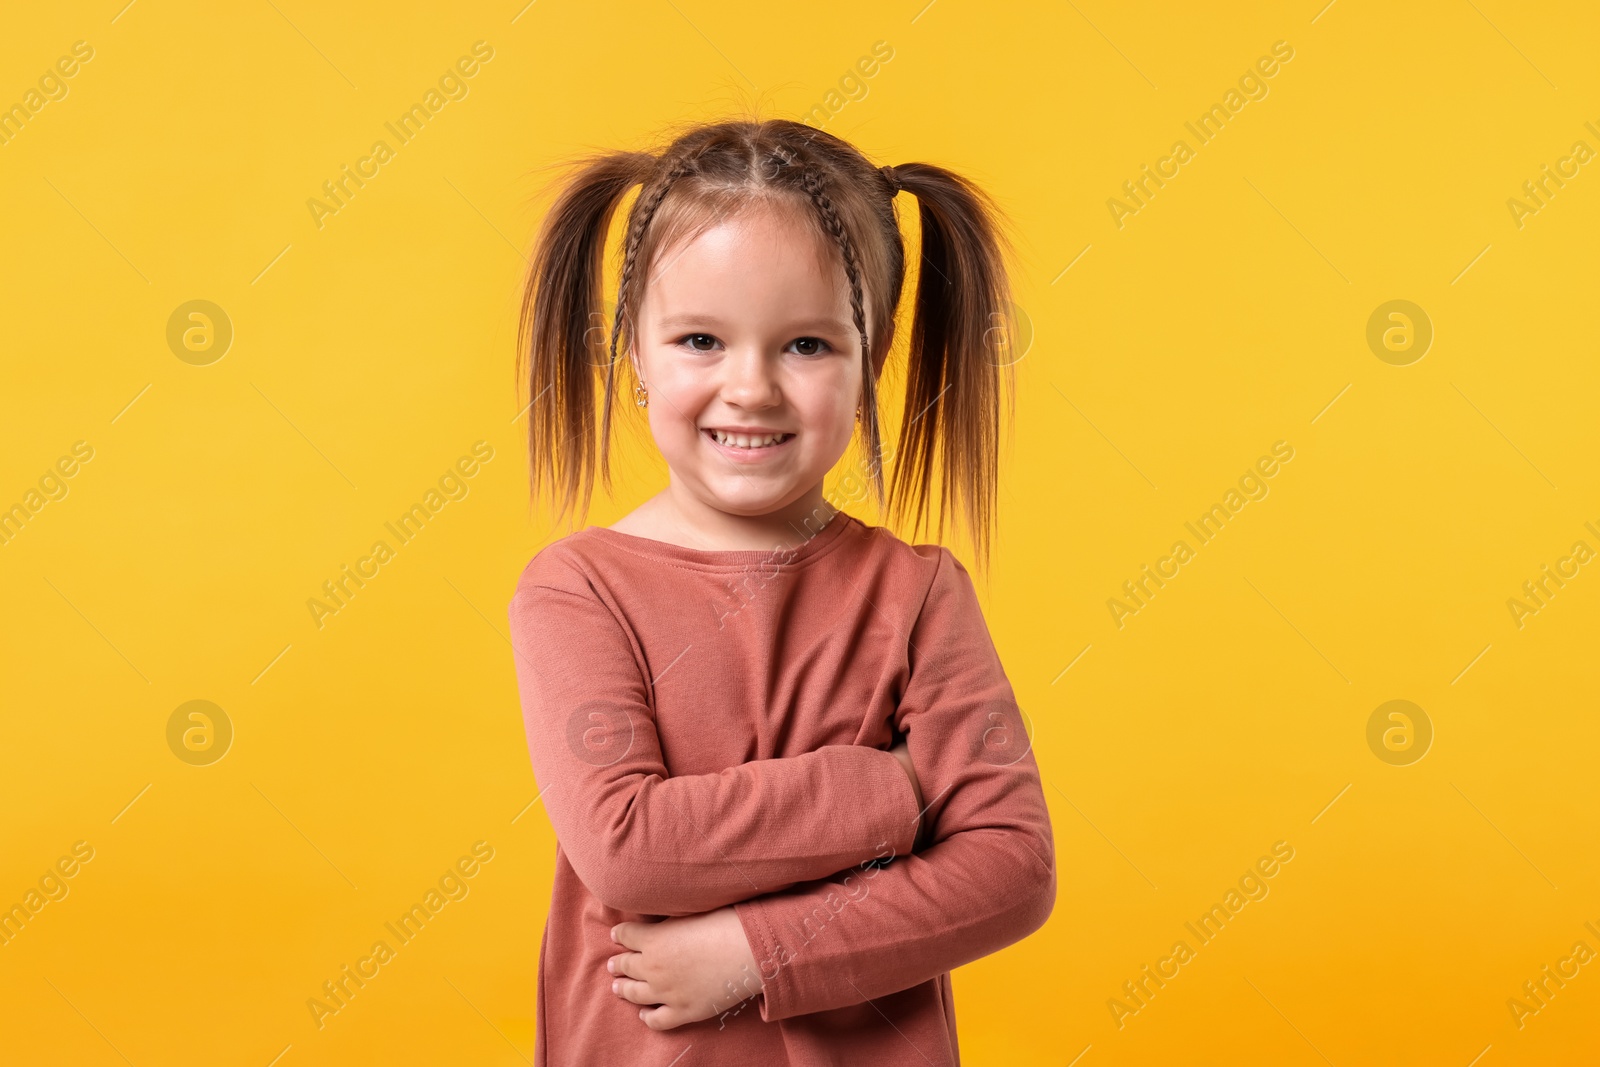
[508, 577, 930, 918]
[509, 551, 1056, 1025]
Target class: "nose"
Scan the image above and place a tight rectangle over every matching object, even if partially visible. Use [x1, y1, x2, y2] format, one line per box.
[719, 345, 781, 410]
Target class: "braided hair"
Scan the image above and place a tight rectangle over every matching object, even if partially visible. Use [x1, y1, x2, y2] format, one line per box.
[517, 118, 1016, 562]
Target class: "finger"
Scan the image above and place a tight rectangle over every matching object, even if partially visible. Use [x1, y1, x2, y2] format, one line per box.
[611, 977, 660, 1006]
[638, 1005, 681, 1031]
[611, 921, 652, 948]
[606, 951, 645, 980]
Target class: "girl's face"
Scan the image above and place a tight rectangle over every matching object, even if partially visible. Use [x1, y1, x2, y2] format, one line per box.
[630, 202, 870, 528]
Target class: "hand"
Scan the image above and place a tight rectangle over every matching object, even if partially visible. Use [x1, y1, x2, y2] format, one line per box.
[891, 738, 930, 849]
[607, 907, 763, 1030]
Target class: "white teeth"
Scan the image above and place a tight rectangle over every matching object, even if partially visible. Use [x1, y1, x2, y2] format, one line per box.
[710, 430, 787, 448]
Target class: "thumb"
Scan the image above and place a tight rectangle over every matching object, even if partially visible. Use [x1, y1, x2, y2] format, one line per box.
[638, 1004, 675, 1030]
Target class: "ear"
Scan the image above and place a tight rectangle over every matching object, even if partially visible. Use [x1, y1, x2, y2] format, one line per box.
[627, 338, 644, 383]
[871, 321, 895, 379]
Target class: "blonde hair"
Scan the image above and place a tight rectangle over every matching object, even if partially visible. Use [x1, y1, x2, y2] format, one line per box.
[517, 118, 1017, 561]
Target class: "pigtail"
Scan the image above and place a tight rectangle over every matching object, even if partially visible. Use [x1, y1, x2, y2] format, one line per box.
[514, 121, 1016, 563]
[888, 163, 1017, 563]
[517, 150, 656, 526]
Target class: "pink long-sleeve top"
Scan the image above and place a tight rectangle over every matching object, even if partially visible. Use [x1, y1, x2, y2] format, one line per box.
[508, 511, 1056, 1065]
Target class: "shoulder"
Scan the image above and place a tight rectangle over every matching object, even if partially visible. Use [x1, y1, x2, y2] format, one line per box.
[843, 514, 963, 569]
[508, 528, 614, 610]
[506, 529, 651, 652]
[841, 517, 975, 610]
[839, 521, 992, 654]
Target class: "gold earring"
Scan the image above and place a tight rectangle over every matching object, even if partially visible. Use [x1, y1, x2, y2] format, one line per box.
[635, 383, 648, 408]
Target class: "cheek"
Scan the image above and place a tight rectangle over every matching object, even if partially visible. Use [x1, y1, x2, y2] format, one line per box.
[644, 396, 691, 445]
[638, 355, 687, 410]
[644, 374, 710, 442]
[803, 375, 860, 440]
[812, 403, 857, 451]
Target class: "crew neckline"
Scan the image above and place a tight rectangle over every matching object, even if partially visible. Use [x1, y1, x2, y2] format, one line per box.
[581, 510, 858, 570]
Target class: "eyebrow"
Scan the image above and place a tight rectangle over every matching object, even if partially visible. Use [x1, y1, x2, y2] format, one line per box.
[655, 314, 852, 332]
[656, 315, 722, 329]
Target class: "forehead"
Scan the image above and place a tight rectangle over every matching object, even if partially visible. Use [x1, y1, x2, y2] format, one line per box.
[640, 202, 849, 320]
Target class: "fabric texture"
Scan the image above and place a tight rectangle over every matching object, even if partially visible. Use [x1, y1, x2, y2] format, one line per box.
[508, 512, 1056, 1065]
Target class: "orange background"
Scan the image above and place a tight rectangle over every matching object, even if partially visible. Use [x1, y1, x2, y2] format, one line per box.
[2, 1, 1597, 1063]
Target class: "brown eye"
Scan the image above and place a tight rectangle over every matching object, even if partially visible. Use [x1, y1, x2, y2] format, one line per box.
[682, 334, 717, 352]
[792, 337, 827, 356]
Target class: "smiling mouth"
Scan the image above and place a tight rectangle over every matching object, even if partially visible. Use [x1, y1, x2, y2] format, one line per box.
[703, 429, 795, 450]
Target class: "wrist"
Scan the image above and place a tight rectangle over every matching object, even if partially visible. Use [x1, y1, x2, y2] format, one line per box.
[890, 744, 926, 846]
[725, 906, 760, 975]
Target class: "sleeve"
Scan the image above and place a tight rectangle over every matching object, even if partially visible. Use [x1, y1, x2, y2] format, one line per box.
[507, 562, 924, 918]
[731, 548, 1057, 1020]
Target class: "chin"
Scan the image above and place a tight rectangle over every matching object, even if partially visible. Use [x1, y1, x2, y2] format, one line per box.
[698, 479, 805, 518]
[706, 492, 796, 517]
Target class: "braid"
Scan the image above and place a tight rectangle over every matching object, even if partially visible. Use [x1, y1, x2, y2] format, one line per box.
[796, 165, 884, 504]
[796, 169, 870, 359]
[609, 154, 698, 370]
[597, 151, 699, 471]
[521, 119, 1011, 562]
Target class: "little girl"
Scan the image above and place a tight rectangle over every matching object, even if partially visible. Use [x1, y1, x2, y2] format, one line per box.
[508, 118, 1055, 1065]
